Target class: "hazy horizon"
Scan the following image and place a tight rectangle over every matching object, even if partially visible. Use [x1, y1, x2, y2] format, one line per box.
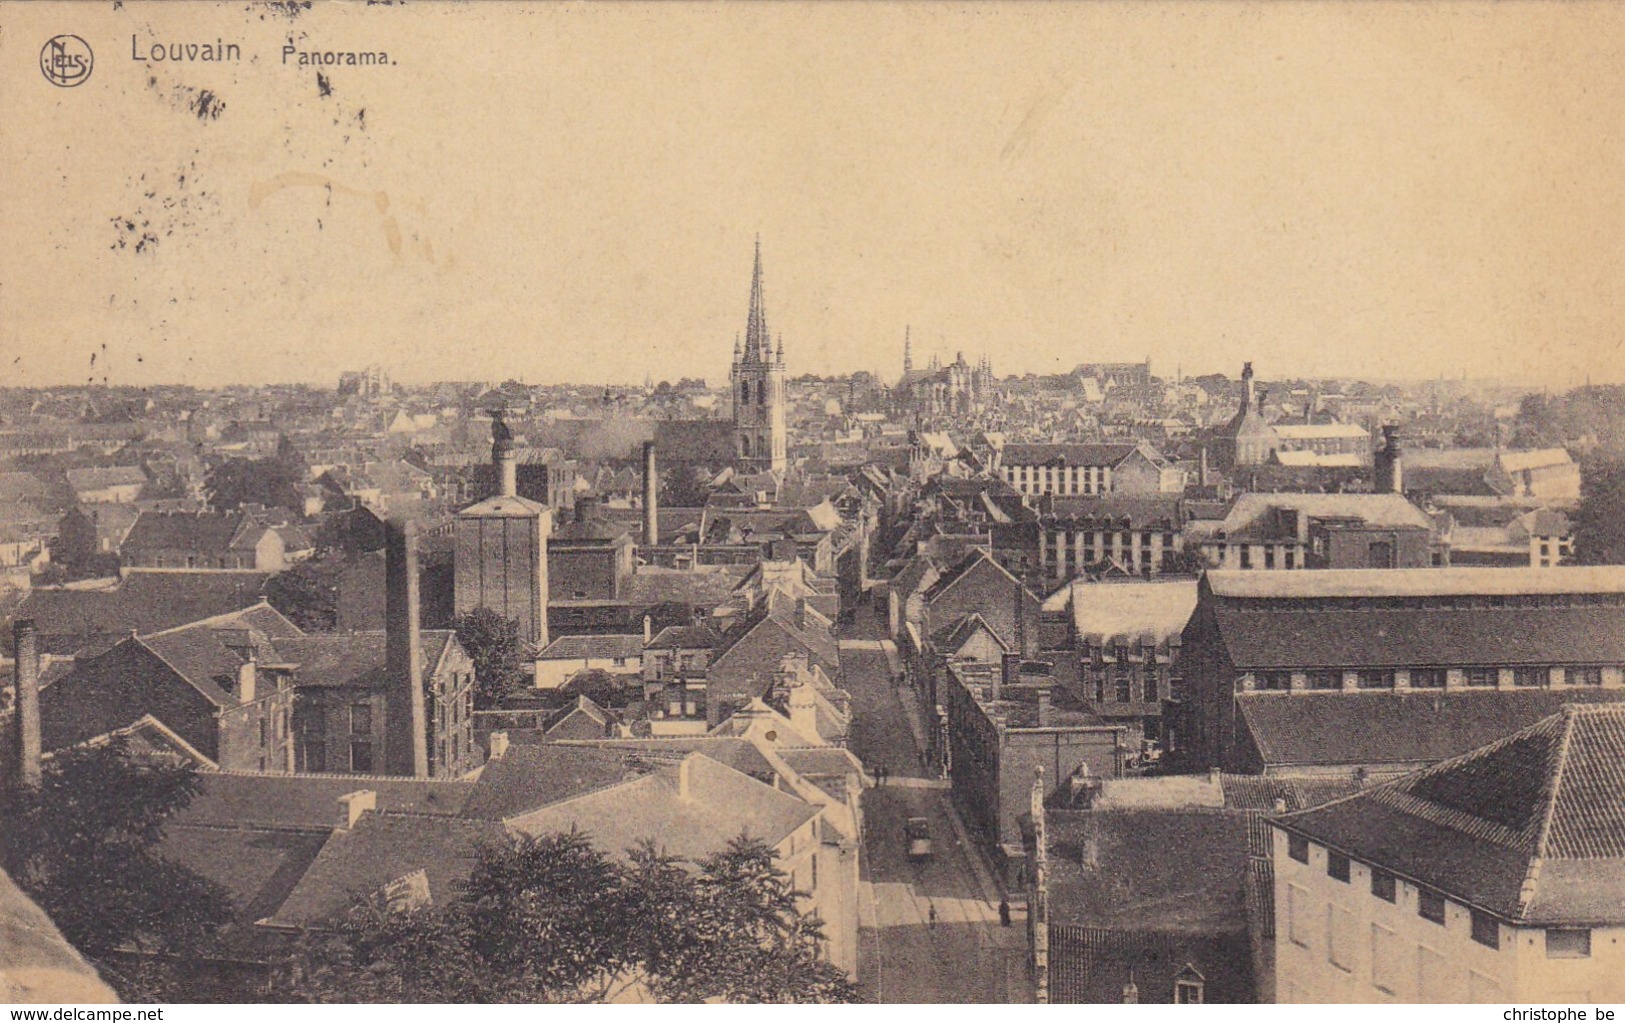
[5, 3, 1624, 390]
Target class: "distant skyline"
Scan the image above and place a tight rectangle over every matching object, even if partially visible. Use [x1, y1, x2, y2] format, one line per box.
[4, 3, 1624, 390]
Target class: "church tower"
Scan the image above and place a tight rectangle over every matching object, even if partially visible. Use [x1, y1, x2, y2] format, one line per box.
[731, 239, 787, 472]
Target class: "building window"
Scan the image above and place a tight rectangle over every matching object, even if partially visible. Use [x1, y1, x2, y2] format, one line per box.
[1470, 910, 1499, 948]
[1240, 546, 1253, 569]
[1512, 667, 1544, 689]
[349, 740, 374, 773]
[1466, 668, 1496, 688]
[1257, 671, 1291, 692]
[1174, 979, 1204, 1004]
[1569, 667, 1603, 687]
[1370, 869, 1396, 902]
[1143, 674, 1158, 703]
[1306, 670, 1340, 691]
[1410, 668, 1445, 689]
[1357, 670, 1395, 690]
[1545, 929, 1591, 959]
[1327, 851, 1351, 882]
[350, 703, 372, 735]
[1288, 833, 1309, 863]
[1115, 667, 1132, 703]
[1418, 888, 1446, 924]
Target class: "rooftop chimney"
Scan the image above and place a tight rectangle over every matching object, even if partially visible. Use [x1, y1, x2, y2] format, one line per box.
[643, 614, 653, 645]
[1240, 362, 1255, 410]
[794, 597, 808, 631]
[11, 619, 42, 790]
[337, 789, 377, 830]
[642, 441, 659, 547]
[487, 730, 509, 760]
[237, 659, 257, 704]
[384, 518, 428, 779]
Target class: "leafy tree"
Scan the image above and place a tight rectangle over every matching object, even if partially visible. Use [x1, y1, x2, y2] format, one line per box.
[454, 606, 527, 708]
[0, 740, 233, 997]
[267, 552, 349, 631]
[204, 456, 304, 513]
[659, 460, 711, 509]
[1573, 457, 1625, 564]
[267, 830, 855, 1003]
[561, 668, 634, 708]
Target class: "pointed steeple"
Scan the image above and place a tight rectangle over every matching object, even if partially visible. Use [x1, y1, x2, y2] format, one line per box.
[733, 333, 742, 363]
[744, 237, 769, 363]
[775, 333, 784, 366]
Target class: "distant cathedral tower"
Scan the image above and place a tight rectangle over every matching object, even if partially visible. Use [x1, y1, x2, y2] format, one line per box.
[731, 239, 787, 472]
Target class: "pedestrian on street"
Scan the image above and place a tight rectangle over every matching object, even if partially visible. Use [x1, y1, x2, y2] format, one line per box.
[928, 902, 937, 930]
[999, 899, 1011, 927]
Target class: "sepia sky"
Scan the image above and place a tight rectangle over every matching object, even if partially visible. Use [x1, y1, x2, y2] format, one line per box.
[2, 1, 1624, 390]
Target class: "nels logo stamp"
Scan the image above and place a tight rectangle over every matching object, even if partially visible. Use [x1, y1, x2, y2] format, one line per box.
[41, 34, 93, 87]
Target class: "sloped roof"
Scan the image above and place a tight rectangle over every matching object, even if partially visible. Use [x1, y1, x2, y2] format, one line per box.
[1237, 689, 1625, 770]
[133, 603, 305, 707]
[506, 753, 818, 861]
[1206, 565, 1625, 600]
[65, 466, 147, 491]
[1071, 579, 1197, 647]
[123, 510, 272, 555]
[1046, 809, 1252, 932]
[267, 814, 506, 927]
[1495, 448, 1574, 474]
[13, 571, 273, 653]
[1214, 492, 1433, 538]
[0, 867, 119, 1002]
[537, 633, 644, 661]
[564, 736, 778, 780]
[1000, 442, 1144, 467]
[170, 772, 474, 829]
[459, 745, 654, 821]
[1278, 703, 1625, 924]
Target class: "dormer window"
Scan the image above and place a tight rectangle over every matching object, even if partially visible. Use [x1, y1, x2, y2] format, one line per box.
[1173, 965, 1205, 1004]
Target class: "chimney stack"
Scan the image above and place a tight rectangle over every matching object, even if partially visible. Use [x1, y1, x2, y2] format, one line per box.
[237, 659, 257, 704]
[642, 441, 659, 547]
[643, 615, 653, 645]
[11, 619, 42, 790]
[337, 789, 377, 830]
[492, 413, 517, 499]
[1375, 424, 1404, 494]
[384, 518, 429, 779]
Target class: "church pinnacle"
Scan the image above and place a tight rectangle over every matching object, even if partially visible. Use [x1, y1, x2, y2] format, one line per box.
[743, 236, 770, 364]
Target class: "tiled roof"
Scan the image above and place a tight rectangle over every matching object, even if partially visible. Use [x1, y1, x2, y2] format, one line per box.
[1279, 703, 1625, 924]
[14, 571, 272, 653]
[646, 624, 721, 651]
[564, 736, 778, 781]
[1070, 579, 1196, 647]
[1206, 565, 1625, 600]
[267, 814, 506, 927]
[170, 772, 474, 829]
[537, 633, 644, 661]
[123, 510, 271, 555]
[65, 466, 147, 491]
[1215, 492, 1433, 539]
[1238, 690, 1625, 770]
[459, 745, 654, 821]
[1000, 443, 1145, 468]
[135, 603, 305, 707]
[505, 753, 818, 861]
[1212, 605, 1625, 669]
[1046, 809, 1253, 931]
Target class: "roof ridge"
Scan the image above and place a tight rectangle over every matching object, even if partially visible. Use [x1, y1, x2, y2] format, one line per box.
[1517, 706, 1580, 919]
[139, 599, 281, 640]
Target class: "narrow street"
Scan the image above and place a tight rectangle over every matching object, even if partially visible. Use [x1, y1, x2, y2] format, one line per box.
[840, 600, 1031, 1003]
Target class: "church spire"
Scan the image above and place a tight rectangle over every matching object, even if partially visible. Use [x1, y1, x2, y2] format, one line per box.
[744, 236, 769, 363]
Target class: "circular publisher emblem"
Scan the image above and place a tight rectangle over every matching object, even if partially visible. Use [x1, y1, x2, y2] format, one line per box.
[41, 35, 93, 87]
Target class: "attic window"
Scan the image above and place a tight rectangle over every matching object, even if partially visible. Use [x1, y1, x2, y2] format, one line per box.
[1545, 929, 1591, 959]
[1287, 834, 1309, 864]
[1327, 850, 1351, 883]
[1418, 888, 1446, 925]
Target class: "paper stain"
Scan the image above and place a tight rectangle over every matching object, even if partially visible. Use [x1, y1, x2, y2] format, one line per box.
[249, 172, 417, 260]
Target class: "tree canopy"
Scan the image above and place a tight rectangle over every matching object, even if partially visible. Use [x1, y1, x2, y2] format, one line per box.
[1573, 457, 1625, 565]
[0, 741, 233, 998]
[454, 606, 528, 708]
[268, 831, 854, 1003]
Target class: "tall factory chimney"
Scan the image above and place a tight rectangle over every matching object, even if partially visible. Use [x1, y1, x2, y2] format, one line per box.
[642, 441, 659, 548]
[492, 410, 517, 499]
[11, 619, 42, 790]
[1374, 424, 1404, 494]
[384, 518, 429, 779]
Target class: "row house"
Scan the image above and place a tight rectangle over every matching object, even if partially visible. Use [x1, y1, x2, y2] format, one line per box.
[121, 509, 288, 572]
[1186, 493, 1443, 572]
[1035, 494, 1185, 581]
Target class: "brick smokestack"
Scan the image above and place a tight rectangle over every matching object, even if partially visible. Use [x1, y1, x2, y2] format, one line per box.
[642, 441, 659, 548]
[1375, 424, 1404, 494]
[11, 619, 41, 790]
[385, 519, 428, 779]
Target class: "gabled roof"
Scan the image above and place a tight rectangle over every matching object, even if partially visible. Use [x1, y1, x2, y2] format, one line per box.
[537, 633, 644, 661]
[1237, 689, 1625, 771]
[133, 603, 305, 707]
[1278, 703, 1625, 925]
[65, 465, 147, 491]
[1071, 578, 1197, 648]
[1206, 564, 1625, 600]
[123, 509, 276, 555]
[505, 753, 819, 861]
[13, 571, 273, 654]
[999, 442, 1146, 468]
[170, 772, 474, 830]
[459, 745, 654, 821]
[1214, 492, 1433, 539]
[922, 548, 1032, 608]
